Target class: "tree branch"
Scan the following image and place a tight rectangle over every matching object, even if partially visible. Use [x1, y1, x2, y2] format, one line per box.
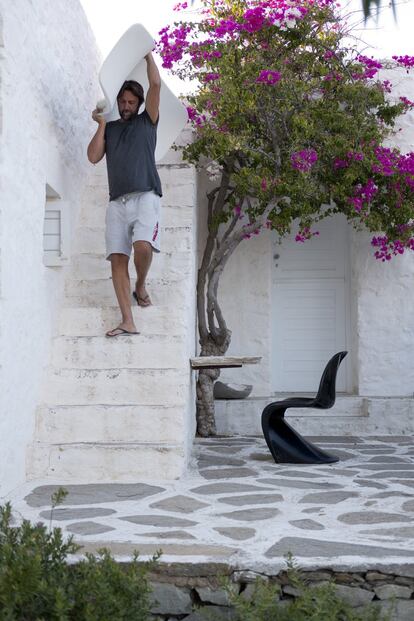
[197, 189, 218, 341]
[198, 158, 236, 342]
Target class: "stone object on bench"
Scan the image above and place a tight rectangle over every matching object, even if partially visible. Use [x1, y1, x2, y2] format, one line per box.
[214, 381, 253, 400]
[261, 351, 348, 464]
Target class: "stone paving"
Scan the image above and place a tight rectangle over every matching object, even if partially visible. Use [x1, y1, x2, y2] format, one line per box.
[5, 436, 414, 573]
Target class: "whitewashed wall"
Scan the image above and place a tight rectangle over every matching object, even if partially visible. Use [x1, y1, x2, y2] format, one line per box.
[353, 69, 414, 397]
[0, 0, 100, 496]
[213, 230, 273, 397]
[351, 231, 414, 396]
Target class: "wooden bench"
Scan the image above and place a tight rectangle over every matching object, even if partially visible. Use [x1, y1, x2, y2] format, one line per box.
[190, 356, 261, 370]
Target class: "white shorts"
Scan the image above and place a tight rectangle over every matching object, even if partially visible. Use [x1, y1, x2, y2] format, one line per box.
[105, 190, 161, 260]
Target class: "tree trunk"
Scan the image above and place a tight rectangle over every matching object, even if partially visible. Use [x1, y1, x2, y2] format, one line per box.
[196, 334, 231, 437]
[195, 162, 276, 436]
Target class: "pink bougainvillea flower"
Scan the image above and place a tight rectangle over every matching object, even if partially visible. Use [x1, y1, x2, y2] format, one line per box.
[400, 96, 414, 109]
[186, 106, 197, 120]
[333, 157, 348, 170]
[371, 235, 414, 261]
[348, 179, 378, 212]
[392, 55, 414, 68]
[371, 146, 399, 176]
[382, 80, 392, 93]
[356, 55, 383, 79]
[295, 227, 320, 243]
[291, 148, 318, 172]
[173, 2, 188, 11]
[203, 72, 220, 82]
[256, 70, 282, 85]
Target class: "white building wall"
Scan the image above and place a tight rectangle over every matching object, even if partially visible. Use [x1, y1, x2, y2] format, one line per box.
[217, 232, 272, 397]
[352, 69, 414, 398]
[0, 0, 100, 496]
[352, 230, 414, 397]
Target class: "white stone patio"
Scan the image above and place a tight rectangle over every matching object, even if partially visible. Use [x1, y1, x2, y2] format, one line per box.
[4, 435, 414, 575]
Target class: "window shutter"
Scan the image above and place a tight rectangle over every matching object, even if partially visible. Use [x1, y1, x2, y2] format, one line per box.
[43, 200, 69, 267]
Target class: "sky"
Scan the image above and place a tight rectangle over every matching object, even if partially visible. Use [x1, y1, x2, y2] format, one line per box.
[80, 0, 414, 96]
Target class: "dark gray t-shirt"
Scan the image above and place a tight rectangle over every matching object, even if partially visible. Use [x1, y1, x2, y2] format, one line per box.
[104, 110, 162, 201]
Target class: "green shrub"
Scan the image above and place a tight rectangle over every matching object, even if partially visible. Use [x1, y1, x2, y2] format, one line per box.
[70, 550, 155, 621]
[0, 501, 156, 620]
[230, 558, 389, 621]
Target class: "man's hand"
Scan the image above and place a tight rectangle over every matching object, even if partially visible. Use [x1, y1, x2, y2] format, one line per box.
[88, 110, 106, 163]
[92, 108, 106, 125]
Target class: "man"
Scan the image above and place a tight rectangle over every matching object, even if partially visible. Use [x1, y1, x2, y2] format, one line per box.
[87, 52, 162, 337]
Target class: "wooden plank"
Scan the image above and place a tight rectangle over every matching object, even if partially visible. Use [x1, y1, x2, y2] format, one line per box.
[190, 356, 261, 369]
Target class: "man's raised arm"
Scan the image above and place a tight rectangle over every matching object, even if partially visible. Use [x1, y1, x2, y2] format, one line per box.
[87, 109, 106, 164]
[144, 52, 161, 124]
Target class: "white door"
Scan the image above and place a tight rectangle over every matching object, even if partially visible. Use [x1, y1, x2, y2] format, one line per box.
[271, 214, 350, 392]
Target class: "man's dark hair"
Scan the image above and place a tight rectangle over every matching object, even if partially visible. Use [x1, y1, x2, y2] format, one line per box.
[117, 80, 144, 107]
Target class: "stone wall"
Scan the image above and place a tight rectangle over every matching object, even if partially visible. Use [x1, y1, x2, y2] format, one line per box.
[146, 565, 414, 620]
[0, 0, 100, 495]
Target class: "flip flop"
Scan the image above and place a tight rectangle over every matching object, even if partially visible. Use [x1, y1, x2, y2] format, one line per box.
[105, 327, 139, 338]
[133, 291, 152, 307]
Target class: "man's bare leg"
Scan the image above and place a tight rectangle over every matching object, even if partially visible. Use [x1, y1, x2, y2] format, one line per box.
[133, 240, 153, 306]
[106, 253, 137, 335]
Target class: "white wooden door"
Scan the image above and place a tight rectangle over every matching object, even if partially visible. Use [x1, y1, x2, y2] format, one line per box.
[271, 215, 349, 392]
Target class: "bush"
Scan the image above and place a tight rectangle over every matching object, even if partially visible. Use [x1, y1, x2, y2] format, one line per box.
[230, 558, 389, 621]
[0, 501, 156, 620]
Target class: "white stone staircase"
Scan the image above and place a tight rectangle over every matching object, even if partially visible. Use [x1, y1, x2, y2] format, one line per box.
[27, 141, 197, 482]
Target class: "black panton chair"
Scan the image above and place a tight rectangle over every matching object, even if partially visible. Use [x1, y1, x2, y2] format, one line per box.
[261, 351, 348, 464]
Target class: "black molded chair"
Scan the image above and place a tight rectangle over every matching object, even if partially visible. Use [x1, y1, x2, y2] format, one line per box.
[261, 351, 348, 464]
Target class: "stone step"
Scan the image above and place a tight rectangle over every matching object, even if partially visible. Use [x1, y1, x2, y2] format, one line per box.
[51, 334, 187, 369]
[215, 396, 414, 436]
[69, 250, 192, 281]
[35, 404, 185, 444]
[41, 368, 189, 406]
[72, 225, 192, 255]
[27, 441, 185, 481]
[64, 275, 191, 308]
[215, 396, 367, 436]
[56, 306, 188, 337]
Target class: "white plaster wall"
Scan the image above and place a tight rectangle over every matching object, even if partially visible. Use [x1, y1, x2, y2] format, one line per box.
[352, 230, 414, 396]
[352, 69, 414, 397]
[0, 0, 100, 496]
[217, 232, 272, 397]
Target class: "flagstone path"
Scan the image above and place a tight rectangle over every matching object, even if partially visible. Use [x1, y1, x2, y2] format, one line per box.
[5, 435, 414, 573]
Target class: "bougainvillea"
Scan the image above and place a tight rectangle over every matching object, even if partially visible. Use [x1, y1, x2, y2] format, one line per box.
[156, 0, 414, 435]
[157, 0, 414, 261]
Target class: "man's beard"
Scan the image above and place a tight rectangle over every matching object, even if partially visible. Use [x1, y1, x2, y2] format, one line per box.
[119, 109, 138, 121]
